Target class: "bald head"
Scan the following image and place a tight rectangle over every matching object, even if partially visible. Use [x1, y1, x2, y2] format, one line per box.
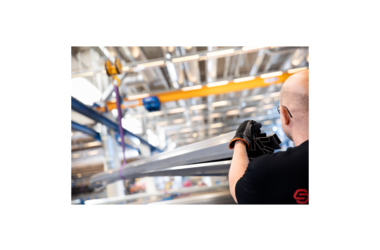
[280, 70, 309, 113]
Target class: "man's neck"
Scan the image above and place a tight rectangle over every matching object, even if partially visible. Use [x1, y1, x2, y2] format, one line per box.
[292, 132, 309, 147]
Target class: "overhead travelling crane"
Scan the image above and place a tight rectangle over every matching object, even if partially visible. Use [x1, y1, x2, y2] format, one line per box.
[93, 70, 307, 112]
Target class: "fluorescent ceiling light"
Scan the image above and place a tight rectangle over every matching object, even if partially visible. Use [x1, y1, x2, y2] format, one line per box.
[71, 72, 94, 78]
[182, 85, 202, 91]
[288, 67, 308, 74]
[72, 154, 81, 158]
[210, 123, 223, 128]
[226, 110, 239, 116]
[168, 107, 185, 114]
[211, 113, 222, 118]
[233, 76, 255, 83]
[212, 101, 229, 107]
[242, 46, 265, 52]
[172, 55, 199, 63]
[207, 80, 229, 88]
[180, 128, 192, 133]
[190, 104, 206, 110]
[207, 49, 235, 58]
[270, 92, 280, 97]
[260, 71, 283, 78]
[137, 60, 164, 68]
[128, 93, 149, 100]
[173, 118, 185, 124]
[86, 141, 102, 147]
[243, 107, 256, 113]
[147, 111, 163, 117]
[88, 151, 99, 156]
[191, 116, 203, 121]
[262, 104, 274, 110]
[248, 95, 263, 101]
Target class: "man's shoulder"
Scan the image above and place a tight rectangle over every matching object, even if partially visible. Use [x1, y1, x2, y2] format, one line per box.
[249, 141, 309, 169]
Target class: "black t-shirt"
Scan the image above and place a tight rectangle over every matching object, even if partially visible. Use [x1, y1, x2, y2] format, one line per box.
[235, 140, 309, 204]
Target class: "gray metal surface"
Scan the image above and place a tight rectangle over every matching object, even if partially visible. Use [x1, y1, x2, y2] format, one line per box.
[85, 184, 229, 205]
[89, 132, 234, 185]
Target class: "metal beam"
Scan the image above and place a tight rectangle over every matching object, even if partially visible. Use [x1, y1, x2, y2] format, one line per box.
[97, 71, 296, 111]
[71, 121, 101, 141]
[71, 96, 161, 153]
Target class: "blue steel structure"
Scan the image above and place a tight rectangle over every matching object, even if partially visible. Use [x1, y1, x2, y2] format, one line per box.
[71, 121, 140, 152]
[71, 121, 101, 141]
[71, 97, 161, 153]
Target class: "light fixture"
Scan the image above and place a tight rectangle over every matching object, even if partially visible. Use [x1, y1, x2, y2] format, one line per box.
[168, 46, 175, 53]
[206, 49, 235, 58]
[184, 46, 193, 50]
[260, 71, 283, 79]
[270, 92, 280, 97]
[199, 56, 208, 61]
[168, 107, 185, 114]
[122, 66, 129, 71]
[77, 173, 82, 178]
[262, 120, 272, 125]
[182, 85, 202, 91]
[249, 95, 263, 101]
[212, 101, 229, 107]
[226, 110, 239, 116]
[172, 55, 199, 63]
[86, 141, 102, 147]
[262, 104, 274, 110]
[192, 133, 197, 138]
[191, 116, 203, 121]
[137, 60, 165, 68]
[207, 80, 229, 88]
[147, 111, 163, 117]
[211, 113, 222, 118]
[243, 107, 256, 113]
[180, 128, 192, 133]
[242, 46, 265, 52]
[233, 76, 255, 83]
[190, 104, 207, 110]
[173, 118, 185, 124]
[288, 67, 308, 74]
[87, 151, 99, 156]
[132, 47, 140, 58]
[71, 72, 94, 78]
[210, 123, 223, 128]
[128, 93, 149, 100]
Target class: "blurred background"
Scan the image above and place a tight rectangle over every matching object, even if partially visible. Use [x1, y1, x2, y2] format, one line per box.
[71, 46, 309, 205]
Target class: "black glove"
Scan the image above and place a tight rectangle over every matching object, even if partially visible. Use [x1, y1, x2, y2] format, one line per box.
[228, 120, 262, 150]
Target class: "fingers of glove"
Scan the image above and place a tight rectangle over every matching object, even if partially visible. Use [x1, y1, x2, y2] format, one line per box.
[237, 120, 250, 133]
[251, 122, 262, 134]
[243, 121, 253, 137]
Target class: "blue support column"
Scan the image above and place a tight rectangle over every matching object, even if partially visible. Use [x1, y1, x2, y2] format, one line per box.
[71, 97, 161, 153]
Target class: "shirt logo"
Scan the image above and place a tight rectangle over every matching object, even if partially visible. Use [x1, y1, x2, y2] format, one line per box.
[293, 189, 309, 204]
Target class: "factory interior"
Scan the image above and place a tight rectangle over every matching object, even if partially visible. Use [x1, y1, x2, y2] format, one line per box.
[71, 46, 309, 205]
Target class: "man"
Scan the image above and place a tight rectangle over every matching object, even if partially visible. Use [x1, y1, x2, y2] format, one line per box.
[228, 70, 309, 204]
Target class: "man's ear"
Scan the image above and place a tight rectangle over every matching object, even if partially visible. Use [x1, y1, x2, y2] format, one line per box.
[280, 106, 290, 125]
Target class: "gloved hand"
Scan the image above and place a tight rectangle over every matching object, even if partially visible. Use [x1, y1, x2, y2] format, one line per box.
[228, 120, 262, 150]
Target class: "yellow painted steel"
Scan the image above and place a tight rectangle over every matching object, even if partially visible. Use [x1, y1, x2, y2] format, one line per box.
[96, 72, 293, 112]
